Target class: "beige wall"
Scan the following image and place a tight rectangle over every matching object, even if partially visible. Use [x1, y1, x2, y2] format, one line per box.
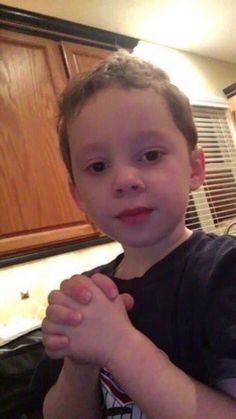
[1, 0, 94, 23]
[133, 41, 236, 101]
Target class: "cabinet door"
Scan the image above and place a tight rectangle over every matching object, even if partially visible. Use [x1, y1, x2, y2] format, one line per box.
[0, 30, 97, 256]
[61, 42, 111, 77]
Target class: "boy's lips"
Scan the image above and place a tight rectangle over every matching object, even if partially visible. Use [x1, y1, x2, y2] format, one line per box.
[116, 207, 154, 224]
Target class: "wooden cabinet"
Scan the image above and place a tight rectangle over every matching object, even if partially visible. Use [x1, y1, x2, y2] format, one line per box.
[0, 29, 111, 258]
[61, 42, 110, 77]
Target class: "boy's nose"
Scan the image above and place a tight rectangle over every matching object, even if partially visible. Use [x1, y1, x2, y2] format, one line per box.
[112, 168, 145, 197]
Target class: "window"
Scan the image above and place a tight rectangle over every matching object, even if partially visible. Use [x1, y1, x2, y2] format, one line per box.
[185, 105, 236, 234]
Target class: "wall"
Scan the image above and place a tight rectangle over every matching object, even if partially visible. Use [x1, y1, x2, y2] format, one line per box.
[0, 0, 101, 25]
[133, 41, 236, 101]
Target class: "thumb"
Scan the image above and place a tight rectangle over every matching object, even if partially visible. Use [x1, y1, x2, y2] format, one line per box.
[121, 293, 134, 311]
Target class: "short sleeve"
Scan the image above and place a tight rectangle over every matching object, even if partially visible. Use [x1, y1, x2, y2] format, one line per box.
[203, 255, 236, 389]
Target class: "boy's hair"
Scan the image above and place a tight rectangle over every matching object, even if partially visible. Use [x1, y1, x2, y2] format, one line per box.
[58, 49, 198, 182]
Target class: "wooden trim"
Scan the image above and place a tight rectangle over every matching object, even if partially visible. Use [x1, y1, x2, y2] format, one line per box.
[0, 4, 138, 49]
[0, 224, 98, 255]
[0, 236, 113, 268]
[0, 19, 118, 51]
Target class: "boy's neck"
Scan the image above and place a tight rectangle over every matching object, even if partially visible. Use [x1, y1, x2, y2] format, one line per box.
[115, 228, 192, 280]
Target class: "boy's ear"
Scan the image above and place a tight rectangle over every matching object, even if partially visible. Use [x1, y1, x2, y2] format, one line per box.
[68, 180, 86, 213]
[190, 148, 205, 191]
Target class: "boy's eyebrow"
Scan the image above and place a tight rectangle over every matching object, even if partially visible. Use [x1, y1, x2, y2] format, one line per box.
[76, 129, 170, 157]
[135, 129, 169, 141]
[131, 129, 172, 145]
[75, 142, 109, 158]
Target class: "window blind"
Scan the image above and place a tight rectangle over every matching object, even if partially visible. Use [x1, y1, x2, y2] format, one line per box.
[186, 105, 236, 234]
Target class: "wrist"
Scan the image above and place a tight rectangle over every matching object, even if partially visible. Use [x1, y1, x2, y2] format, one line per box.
[105, 327, 169, 377]
[44, 359, 102, 419]
[104, 326, 142, 370]
[63, 357, 100, 387]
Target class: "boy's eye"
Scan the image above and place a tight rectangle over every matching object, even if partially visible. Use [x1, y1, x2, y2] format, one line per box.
[88, 161, 107, 173]
[142, 150, 162, 162]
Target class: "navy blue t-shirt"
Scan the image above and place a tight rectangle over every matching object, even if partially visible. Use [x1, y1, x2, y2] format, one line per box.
[32, 231, 236, 407]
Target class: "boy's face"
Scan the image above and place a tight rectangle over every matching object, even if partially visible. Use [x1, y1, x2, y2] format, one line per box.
[68, 87, 204, 249]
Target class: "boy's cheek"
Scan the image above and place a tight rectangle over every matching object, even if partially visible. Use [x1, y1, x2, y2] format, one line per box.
[68, 180, 88, 212]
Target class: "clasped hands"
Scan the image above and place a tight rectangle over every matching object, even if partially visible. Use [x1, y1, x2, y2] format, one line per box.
[42, 273, 135, 367]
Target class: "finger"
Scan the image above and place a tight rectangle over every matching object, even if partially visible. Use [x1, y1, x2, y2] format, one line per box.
[43, 333, 69, 349]
[91, 273, 119, 300]
[121, 293, 135, 311]
[43, 334, 69, 358]
[46, 304, 83, 326]
[48, 290, 83, 310]
[42, 318, 71, 336]
[60, 275, 93, 304]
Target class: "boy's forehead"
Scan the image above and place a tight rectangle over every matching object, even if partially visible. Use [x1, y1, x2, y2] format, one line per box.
[68, 87, 185, 152]
[69, 89, 180, 146]
[70, 87, 173, 130]
[81, 85, 162, 106]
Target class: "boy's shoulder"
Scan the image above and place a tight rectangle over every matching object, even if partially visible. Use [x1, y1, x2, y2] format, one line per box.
[185, 230, 236, 270]
[180, 230, 236, 296]
[187, 229, 236, 250]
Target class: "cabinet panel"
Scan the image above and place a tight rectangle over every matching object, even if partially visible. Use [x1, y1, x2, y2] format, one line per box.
[61, 42, 111, 77]
[0, 30, 97, 255]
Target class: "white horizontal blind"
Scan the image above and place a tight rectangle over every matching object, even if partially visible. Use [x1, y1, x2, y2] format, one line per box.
[185, 105, 236, 234]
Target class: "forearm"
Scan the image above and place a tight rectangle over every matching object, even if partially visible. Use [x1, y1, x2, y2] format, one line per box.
[43, 358, 102, 419]
[107, 329, 236, 419]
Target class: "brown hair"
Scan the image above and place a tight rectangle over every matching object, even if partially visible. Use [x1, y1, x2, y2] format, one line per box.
[58, 49, 198, 182]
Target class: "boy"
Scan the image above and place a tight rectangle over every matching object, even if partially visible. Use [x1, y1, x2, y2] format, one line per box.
[36, 50, 236, 418]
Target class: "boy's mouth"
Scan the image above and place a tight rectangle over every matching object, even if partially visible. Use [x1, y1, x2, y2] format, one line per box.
[116, 207, 153, 224]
